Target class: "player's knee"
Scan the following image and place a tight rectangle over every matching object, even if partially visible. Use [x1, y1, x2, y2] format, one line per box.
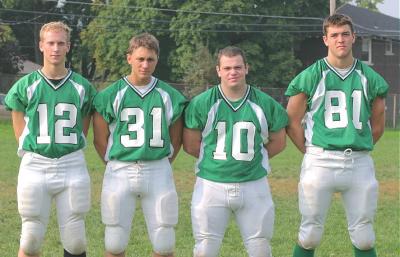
[60, 218, 87, 254]
[350, 226, 375, 250]
[193, 238, 221, 257]
[20, 221, 45, 255]
[299, 226, 323, 249]
[104, 225, 129, 255]
[156, 190, 178, 226]
[244, 238, 271, 257]
[152, 226, 175, 255]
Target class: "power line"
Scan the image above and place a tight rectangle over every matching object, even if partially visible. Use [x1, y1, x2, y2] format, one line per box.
[0, 8, 323, 29]
[1, 7, 398, 35]
[44, 0, 325, 21]
[0, 21, 323, 34]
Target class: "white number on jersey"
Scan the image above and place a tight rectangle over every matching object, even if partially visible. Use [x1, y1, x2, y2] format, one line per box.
[213, 121, 255, 161]
[324, 90, 362, 129]
[36, 103, 78, 144]
[120, 107, 164, 148]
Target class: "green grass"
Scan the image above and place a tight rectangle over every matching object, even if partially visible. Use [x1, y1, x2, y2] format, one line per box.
[0, 119, 398, 257]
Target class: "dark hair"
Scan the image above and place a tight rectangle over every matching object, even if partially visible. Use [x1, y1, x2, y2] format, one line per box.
[127, 33, 159, 55]
[217, 46, 247, 66]
[323, 14, 354, 35]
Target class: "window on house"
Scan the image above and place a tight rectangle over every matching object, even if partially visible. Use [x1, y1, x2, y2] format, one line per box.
[385, 39, 393, 55]
[361, 38, 373, 65]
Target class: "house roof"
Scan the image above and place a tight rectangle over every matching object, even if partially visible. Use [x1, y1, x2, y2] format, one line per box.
[18, 60, 42, 74]
[336, 4, 400, 40]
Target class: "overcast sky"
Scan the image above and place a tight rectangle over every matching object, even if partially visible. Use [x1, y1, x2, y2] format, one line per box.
[377, 0, 399, 18]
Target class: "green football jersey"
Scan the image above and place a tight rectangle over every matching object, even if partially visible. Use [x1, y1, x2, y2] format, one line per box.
[94, 76, 187, 162]
[5, 70, 97, 158]
[285, 58, 389, 150]
[185, 85, 288, 183]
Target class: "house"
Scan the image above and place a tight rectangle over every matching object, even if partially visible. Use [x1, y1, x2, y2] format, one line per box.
[0, 60, 42, 94]
[18, 60, 42, 75]
[295, 3, 400, 127]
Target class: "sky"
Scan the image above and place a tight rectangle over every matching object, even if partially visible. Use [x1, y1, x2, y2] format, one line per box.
[377, 0, 399, 18]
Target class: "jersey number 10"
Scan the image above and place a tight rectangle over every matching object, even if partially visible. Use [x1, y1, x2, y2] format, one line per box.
[213, 121, 255, 161]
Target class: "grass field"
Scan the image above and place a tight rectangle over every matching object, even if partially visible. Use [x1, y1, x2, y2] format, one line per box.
[0, 119, 398, 257]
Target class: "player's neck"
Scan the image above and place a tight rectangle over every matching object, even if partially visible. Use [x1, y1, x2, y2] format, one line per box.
[127, 74, 152, 87]
[41, 64, 68, 80]
[220, 83, 248, 101]
[326, 54, 354, 69]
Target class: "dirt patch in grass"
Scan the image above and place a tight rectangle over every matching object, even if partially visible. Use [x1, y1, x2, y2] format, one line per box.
[269, 178, 298, 197]
[379, 180, 399, 198]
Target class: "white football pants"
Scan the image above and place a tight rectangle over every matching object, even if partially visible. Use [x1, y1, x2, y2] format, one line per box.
[101, 157, 178, 255]
[192, 176, 274, 257]
[297, 146, 378, 250]
[17, 150, 90, 255]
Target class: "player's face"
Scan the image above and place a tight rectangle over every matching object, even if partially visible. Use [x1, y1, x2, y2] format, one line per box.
[323, 24, 355, 60]
[216, 55, 248, 90]
[127, 47, 158, 85]
[39, 30, 70, 66]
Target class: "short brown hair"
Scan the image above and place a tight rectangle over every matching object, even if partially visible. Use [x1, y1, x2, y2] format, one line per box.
[127, 33, 159, 55]
[217, 46, 247, 66]
[323, 14, 354, 35]
[40, 21, 71, 41]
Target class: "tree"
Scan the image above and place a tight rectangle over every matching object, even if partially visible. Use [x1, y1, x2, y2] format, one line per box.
[0, 24, 22, 73]
[0, 0, 95, 75]
[81, 0, 179, 83]
[339, 0, 384, 11]
[169, 0, 325, 88]
[182, 44, 218, 98]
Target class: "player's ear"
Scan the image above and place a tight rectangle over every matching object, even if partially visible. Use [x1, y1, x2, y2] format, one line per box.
[322, 35, 329, 46]
[66, 41, 71, 53]
[216, 65, 221, 77]
[39, 40, 44, 52]
[245, 63, 249, 74]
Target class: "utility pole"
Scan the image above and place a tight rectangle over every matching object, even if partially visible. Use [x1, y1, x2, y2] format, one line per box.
[330, 0, 336, 15]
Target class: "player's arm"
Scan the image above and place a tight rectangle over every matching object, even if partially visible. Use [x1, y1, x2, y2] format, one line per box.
[183, 128, 202, 158]
[93, 111, 110, 164]
[82, 115, 92, 137]
[11, 110, 25, 143]
[286, 93, 307, 154]
[370, 96, 385, 144]
[264, 128, 286, 158]
[169, 117, 183, 163]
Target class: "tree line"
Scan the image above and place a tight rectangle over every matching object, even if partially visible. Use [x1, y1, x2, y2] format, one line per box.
[0, 0, 382, 93]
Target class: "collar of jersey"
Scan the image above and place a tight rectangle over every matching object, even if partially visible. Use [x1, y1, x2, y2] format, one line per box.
[38, 69, 73, 90]
[123, 76, 158, 98]
[323, 58, 357, 81]
[218, 84, 250, 112]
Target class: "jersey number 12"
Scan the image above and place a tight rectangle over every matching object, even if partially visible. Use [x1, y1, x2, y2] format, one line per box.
[36, 103, 78, 144]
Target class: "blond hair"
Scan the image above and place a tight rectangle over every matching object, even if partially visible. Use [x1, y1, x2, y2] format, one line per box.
[40, 21, 71, 41]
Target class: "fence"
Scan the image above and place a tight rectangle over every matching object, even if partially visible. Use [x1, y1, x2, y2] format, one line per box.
[386, 93, 400, 129]
[1, 73, 399, 128]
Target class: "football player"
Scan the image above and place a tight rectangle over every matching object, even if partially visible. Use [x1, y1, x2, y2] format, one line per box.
[5, 21, 96, 257]
[286, 14, 388, 257]
[93, 33, 187, 257]
[183, 46, 288, 257]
